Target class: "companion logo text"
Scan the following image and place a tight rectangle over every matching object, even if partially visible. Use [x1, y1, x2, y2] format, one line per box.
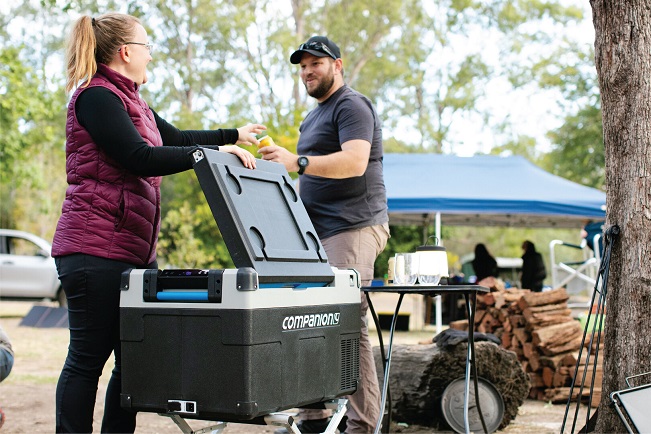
[282, 313, 340, 330]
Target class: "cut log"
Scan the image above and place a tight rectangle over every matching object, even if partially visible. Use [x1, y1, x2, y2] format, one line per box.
[524, 302, 569, 314]
[539, 353, 573, 370]
[522, 342, 535, 359]
[542, 387, 601, 408]
[512, 328, 530, 345]
[570, 365, 603, 386]
[493, 293, 507, 309]
[540, 336, 585, 356]
[502, 316, 513, 332]
[524, 312, 574, 330]
[508, 315, 525, 328]
[480, 292, 498, 306]
[531, 321, 582, 348]
[542, 366, 554, 387]
[449, 319, 468, 331]
[529, 372, 545, 388]
[553, 368, 571, 388]
[528, 352, 542, 372]
[476, 310, 501, 333]
[504, 288, 530, 302]
[373, 342, 530, 430]
[541, 366, 569, 388]
[561, 352, 581, 367]
[517, 287, 569, 311]
[523, 307, 572, 321]
[500, 330, 512, 349]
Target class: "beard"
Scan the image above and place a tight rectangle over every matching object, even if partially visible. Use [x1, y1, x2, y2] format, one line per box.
[305, 71, 335, 99]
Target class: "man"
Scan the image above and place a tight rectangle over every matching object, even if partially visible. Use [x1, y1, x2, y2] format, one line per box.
[260, 35, 390, 433]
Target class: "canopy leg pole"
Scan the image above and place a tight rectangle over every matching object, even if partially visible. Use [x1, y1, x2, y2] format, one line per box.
[435, 212, 442, 333]
[435, 212, 441, 243]
[435, 295, 442, 334]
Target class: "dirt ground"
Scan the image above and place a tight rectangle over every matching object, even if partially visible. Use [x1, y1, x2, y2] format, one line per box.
[0, 301, 589, 433]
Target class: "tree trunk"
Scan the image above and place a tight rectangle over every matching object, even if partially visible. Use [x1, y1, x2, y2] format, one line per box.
[591, 1, 651, 432]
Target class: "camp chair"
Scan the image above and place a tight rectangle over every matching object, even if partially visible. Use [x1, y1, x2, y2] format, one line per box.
[549, 234, 602, 308]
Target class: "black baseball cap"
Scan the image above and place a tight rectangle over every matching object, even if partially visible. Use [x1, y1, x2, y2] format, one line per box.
[290, 36, 341, 64]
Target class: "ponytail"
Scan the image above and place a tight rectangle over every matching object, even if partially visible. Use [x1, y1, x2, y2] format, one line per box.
[65, 13, 140, 92]
[65, 16, 95, 92]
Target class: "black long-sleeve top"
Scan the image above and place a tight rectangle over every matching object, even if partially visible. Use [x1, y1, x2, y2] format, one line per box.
[75, 87, 238, 176]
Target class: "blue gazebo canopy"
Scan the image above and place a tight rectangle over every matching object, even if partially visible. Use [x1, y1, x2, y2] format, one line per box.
[383, 154, 606, 228]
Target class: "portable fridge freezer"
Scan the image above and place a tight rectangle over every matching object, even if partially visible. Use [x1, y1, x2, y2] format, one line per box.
[119, 148, 361, 422]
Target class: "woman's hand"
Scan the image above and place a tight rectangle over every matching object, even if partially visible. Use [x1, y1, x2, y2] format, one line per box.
[220, 145, 257, 169]
[236, 123, 267, 146]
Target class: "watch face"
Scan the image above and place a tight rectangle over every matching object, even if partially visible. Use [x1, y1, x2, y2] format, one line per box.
[298, 156, 309, 174]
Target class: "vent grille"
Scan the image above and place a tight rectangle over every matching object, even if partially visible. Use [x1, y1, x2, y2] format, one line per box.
[340, 338, 360, 391]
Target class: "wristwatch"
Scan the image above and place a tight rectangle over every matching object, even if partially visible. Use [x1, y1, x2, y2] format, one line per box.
[297, 155, 310, 175]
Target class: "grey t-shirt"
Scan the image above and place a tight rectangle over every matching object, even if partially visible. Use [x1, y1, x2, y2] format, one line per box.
[297, 85, 389, 239]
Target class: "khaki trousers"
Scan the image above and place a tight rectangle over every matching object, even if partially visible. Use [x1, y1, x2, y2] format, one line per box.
[300, 223, 390, 433]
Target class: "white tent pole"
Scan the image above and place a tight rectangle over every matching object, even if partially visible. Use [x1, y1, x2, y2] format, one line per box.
[435, 212, 441, 243]
[435, 212, 442, 334]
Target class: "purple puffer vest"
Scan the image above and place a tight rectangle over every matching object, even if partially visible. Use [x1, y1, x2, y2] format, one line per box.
[52, 64, 163, 265]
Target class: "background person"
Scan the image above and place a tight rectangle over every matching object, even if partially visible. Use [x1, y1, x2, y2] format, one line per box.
[520, 240, 546, 292]
[580, 219, 605, 255]
[0, 325, 13, 429]
[260, 35, 390, 434]
[0, 325, 13, 383]
[471, 243, 499, 282]
[52, 12, 265, 433]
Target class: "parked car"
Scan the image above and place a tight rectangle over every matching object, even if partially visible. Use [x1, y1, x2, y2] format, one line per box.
[0, 229, 65, 307]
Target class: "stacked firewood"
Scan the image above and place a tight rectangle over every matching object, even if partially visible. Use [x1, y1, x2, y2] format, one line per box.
[449, 279, 603, 407]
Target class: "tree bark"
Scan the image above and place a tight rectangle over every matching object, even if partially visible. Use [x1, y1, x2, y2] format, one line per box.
[591, 1, 651, 432]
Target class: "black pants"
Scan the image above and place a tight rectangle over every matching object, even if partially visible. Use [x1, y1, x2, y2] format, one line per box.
[55, 254, 156, 433]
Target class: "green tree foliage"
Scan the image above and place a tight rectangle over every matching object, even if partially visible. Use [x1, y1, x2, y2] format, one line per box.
[543, 104, 604, 189]
[538, 44, 605, 190]
[0, 46, 67, 235]
[158, 200, 233, 268]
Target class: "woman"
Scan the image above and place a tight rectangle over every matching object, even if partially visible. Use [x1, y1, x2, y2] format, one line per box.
[471, 243, 499, 282]
[521, 240, 547, 292]
[51, 13, 265, 433]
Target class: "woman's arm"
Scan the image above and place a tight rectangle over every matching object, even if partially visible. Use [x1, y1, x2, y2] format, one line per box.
[76, 87, 262, 175]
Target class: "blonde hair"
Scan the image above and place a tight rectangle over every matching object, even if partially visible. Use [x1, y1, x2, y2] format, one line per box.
[65, 13, 140, 92]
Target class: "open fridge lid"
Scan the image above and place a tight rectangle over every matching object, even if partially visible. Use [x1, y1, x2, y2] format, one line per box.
[192, 147, 334, 285]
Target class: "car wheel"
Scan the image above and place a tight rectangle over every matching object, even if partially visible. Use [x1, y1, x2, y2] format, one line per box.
[56, 287, 68, 308]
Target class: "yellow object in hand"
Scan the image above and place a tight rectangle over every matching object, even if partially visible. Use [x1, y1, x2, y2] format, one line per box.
[258, 135, 275, 148]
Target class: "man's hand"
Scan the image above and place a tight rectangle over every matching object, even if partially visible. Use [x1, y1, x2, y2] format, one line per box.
[258, 145, 300, 172]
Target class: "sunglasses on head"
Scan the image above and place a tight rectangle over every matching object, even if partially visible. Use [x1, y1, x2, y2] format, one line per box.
[298, 41, 337, 60]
